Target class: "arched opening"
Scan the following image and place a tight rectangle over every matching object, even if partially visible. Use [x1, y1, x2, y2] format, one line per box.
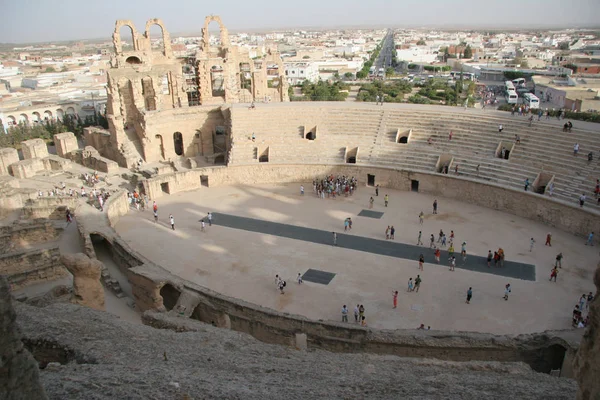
[155, 134, 165, 159]
[118, 78, 136, 127]
[214, 154, 225, 164]
[141, 77, 156, 111]
[160, 73, 170, 95]
[267, 64, 281, 88]
[119, 25, 135, 51]
[398, 136, 408, 144]
[32, 112, 41, 123]
[125, 56, 141, 65]
[56, 109, 64, 121]
[43, 110, 53, 120]
[523, 344, 568, 374]
[239, 62, 253, 101]
[204, 19, 227, 49]
[66, 107, 76, 116]
[147, 24, 165, 55]
[159, 284, 180, 311]
[7, 115, 16, 127]
[19, 114, 29, 125]
[173, 132, 183, 156]
[211, 65, 225, 97]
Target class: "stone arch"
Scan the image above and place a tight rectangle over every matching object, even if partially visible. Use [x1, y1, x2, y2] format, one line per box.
[173, 132, 183, 156]
[159, 283, 180, 311]
[155, 134, 165, 159]
[125, 56, 142, 65]
[141, 76, 156, 111]
[113, 20, 139, 54]
[144, 19, 171, 56]
[56, 109, 64, 120]
[19, 113, 29, 125]
[32, 111, 41, 123]
[66, 107, 76, 115]
[6, 115, 16, 126]
[117, 78, 136, 126]
[202, 15, 229, 49]
[43, 110, 53, 120]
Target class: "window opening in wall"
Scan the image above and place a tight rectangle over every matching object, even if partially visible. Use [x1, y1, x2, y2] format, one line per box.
[367, 174, 375, 186]
[159, 284, 181, 311]
[215, 126, 226, 135]
[161, 74, 170, 94]
[211, 65, 225, 97]
[306, 130, 316, 140]
[160, 182, 170, 194]
[259, 147, 269, 163]
[398, 136, 408, 144]
[173, 132, 184, 156]
[411, 180, 419, 192]
[214, 155, 225, 164]
[125, 56, 141, 65]
[141, 77, 156, 111]
[200, 175, 209, 187]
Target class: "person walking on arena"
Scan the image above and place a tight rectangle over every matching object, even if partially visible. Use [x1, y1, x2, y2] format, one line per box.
[432, 199, 438, 214]
[392, 291, 398, 309]
[384, 194, 389, 207]
[169, 214, 175, 230]
[545, 233, 552, 246]
[418, 254, 424, 271]
[417, 231, 423, 245]
[550, 267, 558, 282]
[555, 252, 563, 268]
[529, 237, 536, 252]
[207, 212, 212, 226]
[414, 275, 422, 292]
[341, 305, 349, 322]
[466, 287, 472, 304]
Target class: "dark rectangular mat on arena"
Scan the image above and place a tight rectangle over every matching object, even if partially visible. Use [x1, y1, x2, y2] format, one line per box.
[301, 269, 336, 285]
[357, 209, 384, 219]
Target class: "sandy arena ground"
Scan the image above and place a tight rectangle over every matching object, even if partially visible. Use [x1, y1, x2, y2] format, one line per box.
[115, 183, 597, 334]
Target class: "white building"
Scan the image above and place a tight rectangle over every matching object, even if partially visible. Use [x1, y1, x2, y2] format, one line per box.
[396, 47, 438, 63]
[284, 62, 319, 85]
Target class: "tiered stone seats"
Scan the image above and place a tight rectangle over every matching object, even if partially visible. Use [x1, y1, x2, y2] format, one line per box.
[228, 103, 600, 209]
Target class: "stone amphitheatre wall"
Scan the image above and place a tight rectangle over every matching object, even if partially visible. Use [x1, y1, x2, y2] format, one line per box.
[142, 163, 600, 242]
[71, 181, 583, 376]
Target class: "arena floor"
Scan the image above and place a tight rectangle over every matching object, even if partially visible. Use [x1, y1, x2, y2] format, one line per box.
[115, 183, 597, 334]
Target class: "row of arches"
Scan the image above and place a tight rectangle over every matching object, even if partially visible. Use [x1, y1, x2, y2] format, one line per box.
[114, 19, 171, 57]
[154, 132, 184, 159]
[2, 108, 75, 128]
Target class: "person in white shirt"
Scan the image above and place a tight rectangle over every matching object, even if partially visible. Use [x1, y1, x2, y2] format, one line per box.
[341, 305, 348, 322]
[169, 214, 175, 230]
[579, 194, 586, 207]
[207, 212, 212, 226]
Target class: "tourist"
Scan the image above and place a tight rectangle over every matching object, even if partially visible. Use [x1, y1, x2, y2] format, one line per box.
[449, 230, 454, 242]
[300, 185, 304, 195]
[361, 316, 367, 327]
[493, 251, 499, 267]
[585, 232, 594, 246]
[434, 248, 440, 263]
[466, 287, 472, 304]
[201, 219, 206, 232]
[417, 324, 425, 330]
[503, 284, 511, 301]
[207, 212, 212, 226]
[169, 214, 175, 230]
[344, 219, 349, 231]
[429, 234, 435, 249]
[574, 143, 579, 156]
[390, 226, 395, 240]
[461, 242, 467, 262]
[587, 292, 594, 310]
[417, 231, 423, 245]
[419, 211, 424, 225]
[437, 229, 444, 243]
[251, 133, 256, 141]
[418, 254, 424, 271]
[441, 234, 447, 247]
[414, 275, 422, 293]
[545, 233, 552, 246]
[384, 194, 389, 207]
[385, 226, 390, 240]
[297, 273, 303, 284]
[279, 279, 286, 294]
[375, 184, 379, 196]
[547, 182, 554, 196]
[433, 199, 438, 214]
[476, 164, 480, 175]
[579, 294, 586, 311]
[448, 130, 453, 141]
[354, 305, 359, 323]
[579, 193, 586, 207]
[341, 305, 349, 322]
[369, 197, 374, 209]
[66, 208, 73, 224]
[524, 178, 530, 191]
[515, 134, 521, 144]
[555, 252, 563, 268]
[359, 304, 365, 320]
[498, 124, 503, 133]
[449, 256, 456, 271]
[153, 201, 158, 213]
[392, 291, 398, 309]
[332, 232, 337, 246]
[529, 237, 535, 252]
[454, 164, 459, 175]
[448, 244, 455, 259]
[154, 210, 158, 223]
[550, 267, 558, 282]
[595, 179, 600, 198]
[487, 250, 492, 268]
[408, 278, 414, 292]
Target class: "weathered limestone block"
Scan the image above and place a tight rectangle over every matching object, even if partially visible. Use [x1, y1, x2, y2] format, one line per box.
[53, 132, 78, 158]
[60, 253, 105, 311]
[575, 262, 600, 400]
[21, 138, 49, 160]
[0, 147, 19, 176]
[0, 276, 48, 400]
[10, 159, 45, 179]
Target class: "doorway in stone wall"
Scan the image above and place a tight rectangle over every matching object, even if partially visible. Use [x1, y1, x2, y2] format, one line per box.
[367, 174, 375, 186]
[200, 175, 209, 187]
[155, 134, 165, 159]
[173, 132, 183, 156]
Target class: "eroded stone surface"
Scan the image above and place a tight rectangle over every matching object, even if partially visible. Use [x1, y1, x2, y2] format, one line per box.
[60, 253, 105, 311]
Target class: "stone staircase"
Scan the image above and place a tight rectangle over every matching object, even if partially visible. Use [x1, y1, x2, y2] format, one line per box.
[227, 104, 600, 210]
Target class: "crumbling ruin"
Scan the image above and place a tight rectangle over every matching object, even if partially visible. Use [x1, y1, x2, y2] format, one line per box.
[89, 16, 289, 168]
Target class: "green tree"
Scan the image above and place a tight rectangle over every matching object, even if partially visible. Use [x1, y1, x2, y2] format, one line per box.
[463, 45, 473, 59]
[44, 66, 56, 73]
[416, 39, 426, 45]
[302, 55, 310, 59]
[503, 71, 524, 80]
[385, 67, 395, 77]
[344, 72, 354, 80]
[559, 42, 569, 50]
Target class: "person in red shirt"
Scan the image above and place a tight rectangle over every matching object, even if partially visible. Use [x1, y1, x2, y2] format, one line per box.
[434, 248, 440, 263]
[545, 233, 552, 246]
[392, 291, 398, 308]
[550, 267, 558, 282]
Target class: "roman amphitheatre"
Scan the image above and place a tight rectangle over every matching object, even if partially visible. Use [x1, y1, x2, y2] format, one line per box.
[1, 16, 599, 400]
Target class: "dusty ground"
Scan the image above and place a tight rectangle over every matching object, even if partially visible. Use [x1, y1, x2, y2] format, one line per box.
[115, 183, 597, 334]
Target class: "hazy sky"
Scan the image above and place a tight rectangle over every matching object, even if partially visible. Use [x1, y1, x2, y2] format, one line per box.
[1, 0, 599, 43]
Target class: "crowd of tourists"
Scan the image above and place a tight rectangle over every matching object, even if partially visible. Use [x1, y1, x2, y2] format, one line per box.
[312, 175, 358, 199]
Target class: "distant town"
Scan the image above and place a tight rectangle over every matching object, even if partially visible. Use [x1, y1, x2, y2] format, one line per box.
[1, 26, 599, 134]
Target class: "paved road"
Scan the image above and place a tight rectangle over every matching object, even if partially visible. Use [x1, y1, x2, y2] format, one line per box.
[374, 29, 395, 72]
[211, 213, 536, 281]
